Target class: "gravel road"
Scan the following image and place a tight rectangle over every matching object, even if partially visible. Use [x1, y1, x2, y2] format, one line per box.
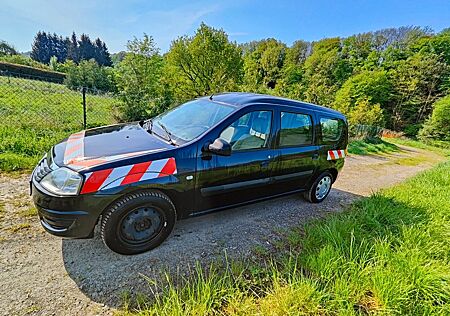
[0, 145, 445, 316]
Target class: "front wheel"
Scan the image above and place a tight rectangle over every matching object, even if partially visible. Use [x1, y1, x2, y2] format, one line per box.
[304, 171, 333, 203]
[100, 190, 176, 255]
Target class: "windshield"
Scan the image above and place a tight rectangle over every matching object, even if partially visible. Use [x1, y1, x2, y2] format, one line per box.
[151, 99, 235, 144]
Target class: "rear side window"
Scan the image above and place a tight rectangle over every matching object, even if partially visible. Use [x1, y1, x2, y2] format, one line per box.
[320, 117, 343, 143]
[279, 112, 313, 147]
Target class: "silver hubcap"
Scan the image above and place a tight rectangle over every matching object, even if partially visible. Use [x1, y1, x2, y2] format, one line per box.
[315, 176, 331, 200]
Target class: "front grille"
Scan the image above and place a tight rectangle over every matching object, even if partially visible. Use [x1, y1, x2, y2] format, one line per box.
[33, 156, 52, 182]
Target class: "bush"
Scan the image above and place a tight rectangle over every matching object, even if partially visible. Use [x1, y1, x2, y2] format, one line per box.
[418, 95, 450, 141]
[115, 35, 172, 121]
[347, 98, 384, 127]
[63, 59, 116, 92]
[334, 70, 392, 126]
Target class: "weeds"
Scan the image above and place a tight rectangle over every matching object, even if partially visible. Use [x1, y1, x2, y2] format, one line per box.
[9, 223, 31, 233]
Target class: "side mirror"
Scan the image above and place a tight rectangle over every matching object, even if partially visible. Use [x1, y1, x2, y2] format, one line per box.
[206, 138, 231, 156]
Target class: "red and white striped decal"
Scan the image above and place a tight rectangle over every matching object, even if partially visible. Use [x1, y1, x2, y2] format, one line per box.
[327, 149, 347, 160]
[64, 131, 85, 164]
[63, 131, 163, 170]
[80, 157, 177, 194]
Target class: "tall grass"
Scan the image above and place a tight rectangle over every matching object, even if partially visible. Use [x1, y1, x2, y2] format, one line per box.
[123, 162, 450, 315]
[0, 76, 118, 171]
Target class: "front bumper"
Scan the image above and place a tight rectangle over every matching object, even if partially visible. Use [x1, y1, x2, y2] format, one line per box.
[31, 179, 119, 239]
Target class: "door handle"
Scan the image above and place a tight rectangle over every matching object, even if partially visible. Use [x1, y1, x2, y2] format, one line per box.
[312, 153, 319, 160]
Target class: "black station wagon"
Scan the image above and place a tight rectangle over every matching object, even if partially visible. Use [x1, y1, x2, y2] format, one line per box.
[31, 93, 348, 254]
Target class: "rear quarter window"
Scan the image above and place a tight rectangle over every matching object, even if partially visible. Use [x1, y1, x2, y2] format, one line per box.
[320, 117, 344, 143]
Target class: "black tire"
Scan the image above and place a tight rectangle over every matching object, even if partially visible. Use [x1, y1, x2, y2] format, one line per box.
[303, 171, 333, 203]
[100, 190, 176, 255]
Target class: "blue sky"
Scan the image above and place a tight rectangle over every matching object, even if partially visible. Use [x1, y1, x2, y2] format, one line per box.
[1, 0, 450, 53]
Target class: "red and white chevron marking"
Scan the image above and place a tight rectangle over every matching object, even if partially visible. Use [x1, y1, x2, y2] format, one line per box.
[63, 131, 162, 170]
[80, 157, 177, 194]
[327, 149, 347, 160]
[64, 131, 85, 164]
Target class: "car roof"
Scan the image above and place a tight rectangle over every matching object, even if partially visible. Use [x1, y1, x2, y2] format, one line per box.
[202, 92, 345, 118]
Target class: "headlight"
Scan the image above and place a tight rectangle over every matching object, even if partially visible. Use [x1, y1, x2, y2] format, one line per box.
[40, 167, 82, 196]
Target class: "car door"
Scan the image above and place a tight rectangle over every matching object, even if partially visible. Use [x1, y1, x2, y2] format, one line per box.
[195, 107, 277, 212]
[317, 115, 348, 164]
[270, 107, 319, 195]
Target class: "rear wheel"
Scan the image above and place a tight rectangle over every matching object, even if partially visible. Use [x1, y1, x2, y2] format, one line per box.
[100, 190, 176, 255]
[304, 171, 333, 203]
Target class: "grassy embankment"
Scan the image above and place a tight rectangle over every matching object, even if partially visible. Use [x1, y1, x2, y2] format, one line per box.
[0, 76, 118, 172]
[122, 151, 450, 315]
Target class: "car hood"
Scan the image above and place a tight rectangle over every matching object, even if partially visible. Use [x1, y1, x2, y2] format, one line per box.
[53, 123, 172, 170]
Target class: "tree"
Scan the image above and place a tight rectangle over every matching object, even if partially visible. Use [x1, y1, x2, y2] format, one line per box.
[389, 52, 449, 132]
[115, 34, 167, 121]
[276, 40, 310, 99]
[347, 98, 384, 127]
[165, 23, 243, 101]
[0, 40, 17, 56]
[334, 70, 393, 126]
[302, 38, 353, 105]
[64, 59, 115, 91]
[67, 32, 79, 63]
[243, 38, 287, 91]
[31, 31, 51, 63]
[418, 94, 450, 141]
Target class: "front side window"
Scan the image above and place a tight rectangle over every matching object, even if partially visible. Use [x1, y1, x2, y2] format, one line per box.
[279, 112, 313, 147]
[220, 111, 272, 151]
[320, 117, 343, 143]
[152, 99, 235, 143]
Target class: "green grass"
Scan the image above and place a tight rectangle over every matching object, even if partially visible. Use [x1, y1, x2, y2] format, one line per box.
[386, 137, 450, 157]
[122, 161, 450, 315]
[0, 76, 119, 172]
[348, 138, 399, 155]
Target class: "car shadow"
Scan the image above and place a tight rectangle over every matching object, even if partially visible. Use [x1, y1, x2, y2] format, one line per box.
[62, 188, 362, 307]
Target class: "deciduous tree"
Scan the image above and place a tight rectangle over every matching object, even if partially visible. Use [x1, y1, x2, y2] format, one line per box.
[165, 23, 243, 101]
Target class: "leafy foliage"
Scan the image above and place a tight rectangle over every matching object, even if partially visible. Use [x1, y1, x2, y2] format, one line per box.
[334, 70, 392, 126]
[0, 40, 17, 56]
[165, 23, 243, 101]
[114, 34, 169, 121]
[243, 38, 287, 91]
[419, 94, 450, 141]
[63, 59, 116, 91]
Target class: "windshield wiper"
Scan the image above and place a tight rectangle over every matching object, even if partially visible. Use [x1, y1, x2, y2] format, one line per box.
[157, 121, 176, 145]
[143, 119, 153, 132]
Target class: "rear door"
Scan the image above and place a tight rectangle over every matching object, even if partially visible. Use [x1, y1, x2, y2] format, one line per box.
[195, 106, 277, 212]
[317, 115, 348, 165]
[270, 107, 319, 195]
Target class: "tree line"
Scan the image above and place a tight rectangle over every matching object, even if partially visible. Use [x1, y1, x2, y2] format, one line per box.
[113, 23, 449, 140]
[2, 24, 449, 141]
[30, 31, 112, 66]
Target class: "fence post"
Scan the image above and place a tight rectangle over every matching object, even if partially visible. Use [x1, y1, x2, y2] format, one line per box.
[82, 87, 87, 129]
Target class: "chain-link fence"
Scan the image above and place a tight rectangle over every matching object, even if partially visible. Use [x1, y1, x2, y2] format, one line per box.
[0, 71, 120, 170]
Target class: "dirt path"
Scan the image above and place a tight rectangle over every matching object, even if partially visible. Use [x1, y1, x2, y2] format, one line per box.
[0, 145, 446, 316]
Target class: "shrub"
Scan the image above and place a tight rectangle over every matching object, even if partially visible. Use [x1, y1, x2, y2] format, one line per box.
[347, 98, 384, 127]
[418, 95, 450, 141]
[115, 34, 172, 121]
[63, 59, 116, 92]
